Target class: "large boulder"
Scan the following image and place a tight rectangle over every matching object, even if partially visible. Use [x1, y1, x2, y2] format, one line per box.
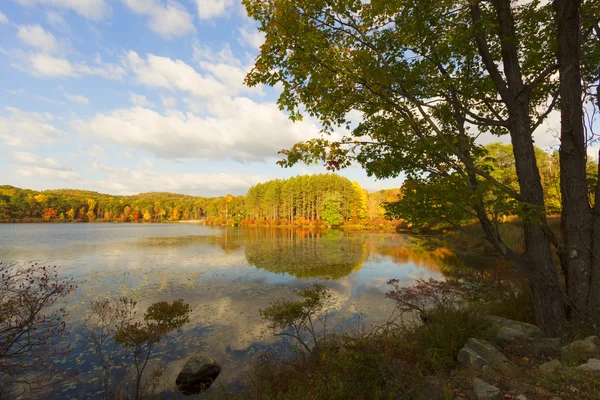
[176, 356, 221, 396]
[577, 359, 600, 372]
[473, 378, 502, 400]
[458, 338, 513, 375]
[561, 336, 597, 362]
[483, 316, 543, 344]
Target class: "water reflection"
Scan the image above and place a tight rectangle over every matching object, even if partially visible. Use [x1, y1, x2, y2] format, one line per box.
[0, 224, 489, 398]
[244, 229, 369, 279]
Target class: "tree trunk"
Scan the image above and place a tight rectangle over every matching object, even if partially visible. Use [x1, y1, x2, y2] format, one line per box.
[474, 0, 569, 334]
[509, 108, 568, 335]
[553, 0, 595, 322]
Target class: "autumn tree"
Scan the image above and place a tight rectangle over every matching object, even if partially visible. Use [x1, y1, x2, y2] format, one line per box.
[244, 0, 600, 334]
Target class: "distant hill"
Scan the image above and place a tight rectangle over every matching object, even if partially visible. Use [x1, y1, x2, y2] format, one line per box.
[0, 182, 401, 224]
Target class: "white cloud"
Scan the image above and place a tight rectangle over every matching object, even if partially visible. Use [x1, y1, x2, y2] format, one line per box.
[46, 11, 67, 30]
[126, 51, 226, 97]
[28, 53, 73, 76]
[122, 0, 196, 39]
[0, 107, 66, 147]
[125, 47, 259, 99]
[196, 0, 234, 20]
[12, 151, 73, 171]
[130, 93, 151, 107]
[238, 26, 265, 50]
[16, 166, 81, 181]
[71, 97, 321, 162]
[13, 52, 126, 80]
[65, 93, 90, 104]
[90, 162, 267, 196]
[0, 12, 8, 24]
[14, 0, 110, 21]
[17, 25, 60, 54]
[161, 95, 177, 108]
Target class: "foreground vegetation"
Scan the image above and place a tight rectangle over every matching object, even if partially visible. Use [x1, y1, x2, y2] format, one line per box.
[209, 279, 600, 400]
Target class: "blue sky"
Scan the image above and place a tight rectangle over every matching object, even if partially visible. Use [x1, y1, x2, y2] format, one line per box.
[0, 0, 406, 197]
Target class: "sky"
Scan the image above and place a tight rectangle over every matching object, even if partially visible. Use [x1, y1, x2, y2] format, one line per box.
[0, 1, 596, 198]
[0, 0, 406, 197]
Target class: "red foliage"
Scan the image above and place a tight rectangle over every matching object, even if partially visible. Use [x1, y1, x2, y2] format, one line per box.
[0, 262, 76, 395]
[386, 278, 467, 321]
[42, 208, 58, 222]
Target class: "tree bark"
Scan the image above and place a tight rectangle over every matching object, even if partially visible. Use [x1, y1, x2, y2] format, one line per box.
[553, 0, 598, 322]
[471, 0, 568, 334]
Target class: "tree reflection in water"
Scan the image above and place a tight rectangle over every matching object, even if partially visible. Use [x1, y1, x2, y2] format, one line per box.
[244, 229, 369, 279]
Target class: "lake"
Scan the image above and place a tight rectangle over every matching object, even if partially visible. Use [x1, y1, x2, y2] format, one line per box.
[0, 223, 470, 398]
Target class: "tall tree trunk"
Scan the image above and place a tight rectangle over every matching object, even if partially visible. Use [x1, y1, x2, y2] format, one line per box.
[553, 0, 597, 321]
[472, 0, 568, 334]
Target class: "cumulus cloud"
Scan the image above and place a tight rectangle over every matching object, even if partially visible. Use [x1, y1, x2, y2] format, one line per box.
[0, 12, 8, 24]
[122, 0, 196, 39]
[130, 93, 152, 107]
[14, 0, 110, 21]
[124, 45, 259, 100]
[0, 107, 66, 147]
[12, 52, 126, 80]
[17, 25, 60, 54]
[196, 0, 234, 20]
[65, 93, 89, 104]
[126, 51, 226, 98]
[15, 166, 81, 181]
[71, 97, 321, 162]
[12, 151, 73, 171]
[90, 162, 269, 196]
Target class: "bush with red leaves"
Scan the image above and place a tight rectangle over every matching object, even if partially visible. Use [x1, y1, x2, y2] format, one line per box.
[386, 278, 467, 323]
[0, 262, 76, 397]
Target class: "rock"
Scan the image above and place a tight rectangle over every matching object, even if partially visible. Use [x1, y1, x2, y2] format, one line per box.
[561, 336, 597, 361]
[484, 316, 543, 344]
[176, 356, 221, 396]
[473, 378, 501, 400]
[531, 338, 561, 358]
[515, 395, 527, 400]
[577, 358, 600, 371]
[458, 338, 512, 375]
[539, 359, 561, 375]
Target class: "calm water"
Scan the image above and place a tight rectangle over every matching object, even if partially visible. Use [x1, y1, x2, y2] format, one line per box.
[0, 223, 461, 398]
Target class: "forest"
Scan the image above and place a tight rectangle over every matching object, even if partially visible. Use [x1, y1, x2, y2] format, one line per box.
[243, 173, 395, 226]
[0, 186, 244, 224]
[0, 174, 394, 226]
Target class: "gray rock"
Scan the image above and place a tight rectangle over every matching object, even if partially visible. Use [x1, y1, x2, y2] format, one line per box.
[458, 338, 512, 375]
[561, 336, 597, 361]
[515, 395, 527, 400]
[577, 358, 600, 372]
[484, 316, 542, 344]
[531, 338, 561, 358]
[539, 359, 561, 375]
[176, 356, 221, 396]
[473, 378, 501, 400]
